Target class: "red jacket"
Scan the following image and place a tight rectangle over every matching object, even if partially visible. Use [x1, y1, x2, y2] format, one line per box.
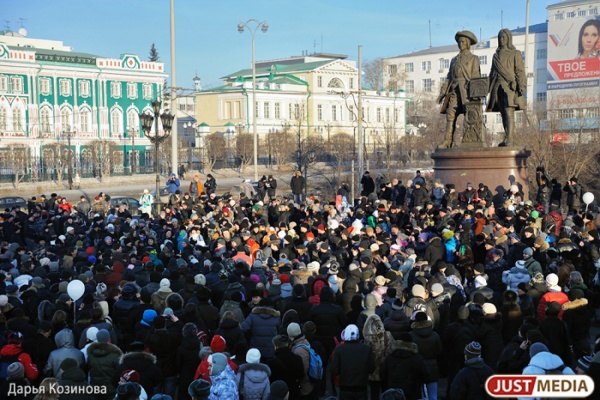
[537, 290, 569, 321]
[193, 354, 238, 384]
[0, 344, 39, 381]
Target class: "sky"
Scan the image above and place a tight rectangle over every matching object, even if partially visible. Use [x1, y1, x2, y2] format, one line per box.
[2, 0, 554, 90]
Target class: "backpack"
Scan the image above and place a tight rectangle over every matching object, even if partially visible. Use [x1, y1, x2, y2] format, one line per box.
[294, 343, 323, 381]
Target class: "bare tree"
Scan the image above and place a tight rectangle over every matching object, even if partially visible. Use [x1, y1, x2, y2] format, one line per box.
[382, 60, 408, 91]
[363, 58, 384, 91]
[268, 128, 294, 168]
[235, 132, 254, 174]
[4, 144, 29, 189]
[205, 133, 226, 172]
[326, 132, 354, 182]
[89, 140, 113, 180]
[41, 143, 64, 185]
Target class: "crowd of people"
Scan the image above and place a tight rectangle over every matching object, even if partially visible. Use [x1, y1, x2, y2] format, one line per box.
[0, 167, 599, 400]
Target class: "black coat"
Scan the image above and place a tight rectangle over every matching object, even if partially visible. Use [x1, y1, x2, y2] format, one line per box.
[113, 351, 163, 396]
[331, 341, 375, 390]
[176, 335, 201, 398]
[475, 313, 504, 371]
[562, 298, 592, 357]
[214, 318, 246, 354]
[380, 341, 430, 398]
[266, 347, 304, 400]
[539, 315, 572, 366]
[383, 309, 411, 340]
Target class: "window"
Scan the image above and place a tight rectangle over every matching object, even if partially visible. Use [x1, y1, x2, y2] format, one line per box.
[317, 104, 323, 121]
[388, 64, 397, 75]
[255, 101, 259, 119]
[80, 109, 91, 133]
[328, 78, 343, 88]
[591, 8, 598, 16]
[317, 76, 323, 88]
[41, 108, 52, 132]
[349, 105, 355, 121]
[394, 108, 399, 123]
[588, 107, 599, 118]
[179, 104, 186, 111]
[423, 78, 433, 92]
[567, 11, 576, 18]
[481, 73, 488, 78]
[332, 105, 338, 121]
[263, 102, 270, 119]
[536, 48, 547, 60]
[516, 112, 523, 123]
[59, 79, 71, 96]
[385, 108, 390, 123]
[405, 63, 414, 73]
[11, 76, 23, 93]
[578, 10, 587, 17]
[0, 76, 7, 91]
[377, 108, 382, 123]
[349, 78, 354, 89]
[294, 104, 301, 120]
[61, 108, 71, 129]
[536, 92, 547, 102]
[12, 108, 23, 130]
[439, 59, 449, 69]
[536, 68, 546, 83]
[479, 56, 488, 65]
[39, 78, 51, 95]
[554, 13, 564, 20]
[127, 82, 138, 99]
[143, 83, 153, 100]
[288, 104, 292, 119]
[79, 80, 90, 97]
[0, 107, 6, 130]
[127, 110, 138, 132]
[111, 82, 121, 98]
[495, 114, 502, 124]
[111, 109, 123, 134]
[274, 103, 281, 119]
[560, 109, 574, 119]
[421, 61, 431, 71]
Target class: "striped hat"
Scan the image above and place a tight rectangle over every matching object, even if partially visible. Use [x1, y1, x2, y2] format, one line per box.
[464, 341, 482, 358]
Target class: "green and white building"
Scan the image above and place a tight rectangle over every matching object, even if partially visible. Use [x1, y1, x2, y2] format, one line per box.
[0, 30, 167, 181]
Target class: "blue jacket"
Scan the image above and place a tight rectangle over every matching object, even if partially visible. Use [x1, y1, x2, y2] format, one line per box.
[241, 306, 281, 359]
[165, 175, 180, 193]
[209, 365, 238, 400]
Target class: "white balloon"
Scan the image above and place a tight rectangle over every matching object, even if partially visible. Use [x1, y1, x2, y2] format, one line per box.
[67, 280, 85, 301]
[583, 192, 594, 205]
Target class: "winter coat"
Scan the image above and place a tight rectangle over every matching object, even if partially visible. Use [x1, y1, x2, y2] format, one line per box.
[113, 351, 163, 396]
[362, 314, 393, 382]
[44, 329, 84, 380]
[331, 341, 376, 391]
[146, 327, 179, 378]
[522, 350, 575, 375]
[425, 236, 446, 266]
[502, 263, 531, 292]
[537, 289, 568, 321]
[356, 293, 378, 333]
[562, 298, 592, 357]
[209, 364, 239, 400]
[58, 366, 94, 400]
[220, 300, 245, 323]
[265, 347, 304, 400]
[476, 313, 504, 371]
[241, 306, 281, 359]
[450, 357, 494, 400]
[176, 335, 201, 397]
[409, 319, 442, 381]
[308, 293, 347, 340]
[383, 308, 412, 340]
[380, 340, 430, 397]
[237, 363, 271, 400]
[86, 342, 122, 396]
[214, 318, 246, 354]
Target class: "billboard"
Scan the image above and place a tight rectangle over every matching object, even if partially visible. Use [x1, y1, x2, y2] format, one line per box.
[547, 3, 600, 105]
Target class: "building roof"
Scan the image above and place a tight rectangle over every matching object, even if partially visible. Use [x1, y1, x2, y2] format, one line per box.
[548, 0, 598, 10]
[7, 44, 99, 61]
[221, 60, 333, 80]
[511, 22, 548, 34]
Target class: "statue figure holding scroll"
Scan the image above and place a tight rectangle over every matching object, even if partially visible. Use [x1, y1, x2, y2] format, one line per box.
[437, 30, 481, 148]
[486, 28, 526, 147]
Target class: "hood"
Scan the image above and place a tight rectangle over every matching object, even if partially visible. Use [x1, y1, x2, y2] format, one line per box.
[392, 340, 419, 354]
[410, 320, 434, 335]
[280, 283, 293, 297]
[55, 328, 75, 348]
[219, 318, 240, 330]
[510, 264, 529, 276]
[342, 278, 357, 292]
[239, 363, 271, 383]
[529, 351, 566, 370]
[61, 366, 87, 382]
[88, 342, 122, 358]
[310, 276, 328, 296]
[364, 293, 377, 310]
[0, 343, 22, 357]
[251, 306, 280, 318]
[363, 314, 384, 337]
[562, 298, 588, 311]
[120, 351, 157, 370]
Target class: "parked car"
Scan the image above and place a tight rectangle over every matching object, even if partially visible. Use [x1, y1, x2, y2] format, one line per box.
[150, 186, 171, 203]
[109, 196, 140, 215]
[0, 196, 27, 211]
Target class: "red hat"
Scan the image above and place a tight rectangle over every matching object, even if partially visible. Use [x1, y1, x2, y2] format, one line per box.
[317, 224, 325, 231]
[120, 370, 141, 383]
[210, 334, 227, 352]
[279, 274, 290, 284]
[142, 256, 150, 264]
[223, 208, 230, 214]
[306, 232, 315, 239]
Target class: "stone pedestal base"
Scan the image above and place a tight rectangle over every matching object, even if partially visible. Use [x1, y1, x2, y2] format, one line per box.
[431, 147, 532, 200]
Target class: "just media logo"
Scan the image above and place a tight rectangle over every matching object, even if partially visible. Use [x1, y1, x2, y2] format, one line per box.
[485, 375, 594, 398]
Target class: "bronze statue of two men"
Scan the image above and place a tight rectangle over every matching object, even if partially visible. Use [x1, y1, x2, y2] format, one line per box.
[437, 29, 526, 148]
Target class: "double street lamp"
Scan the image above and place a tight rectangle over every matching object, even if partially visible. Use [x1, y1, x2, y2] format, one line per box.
[237, 18, 268, 183]
[139, 100, 174, 216]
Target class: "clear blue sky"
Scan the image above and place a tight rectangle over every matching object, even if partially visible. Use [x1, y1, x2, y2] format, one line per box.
[3, 0, 552, 90]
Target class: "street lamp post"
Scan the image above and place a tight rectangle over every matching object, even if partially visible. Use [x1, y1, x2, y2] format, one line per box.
[139, 100, 174, 217]
[128, 127, 137, 175]
[238, 18, 268, 183]
[62, 126, 75, 190]
[184, 121, 196, 170]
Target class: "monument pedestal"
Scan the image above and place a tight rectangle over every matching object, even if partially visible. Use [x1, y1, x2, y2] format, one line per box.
[431, 147, 532, 200]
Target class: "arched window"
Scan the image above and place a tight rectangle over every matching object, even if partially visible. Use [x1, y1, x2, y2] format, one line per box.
[327, 78, 344, 89]
[12, 108, 23, 131]
[60, 108, 72, 130]
[41, 108, 53, 132]
[111, 108, 123, 135]
[127, 109, 138, 134]
[80, 108, 91, 133]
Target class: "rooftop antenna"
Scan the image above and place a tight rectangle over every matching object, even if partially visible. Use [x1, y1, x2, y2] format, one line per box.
[480, 28, 482, 43]
[501, 10, 504, 29]
[4, 20, 10, 30]
[428, 19, 432, 48]
[313, 39, 316, 54]
[18, 18, 27, 28]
